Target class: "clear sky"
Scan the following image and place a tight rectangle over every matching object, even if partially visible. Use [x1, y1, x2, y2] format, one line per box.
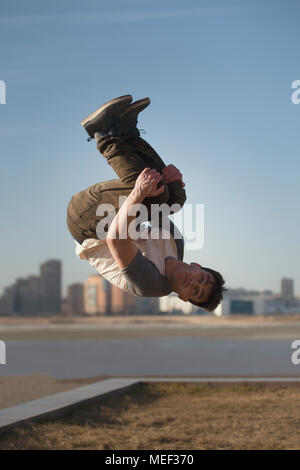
[0, 0, 299, 296]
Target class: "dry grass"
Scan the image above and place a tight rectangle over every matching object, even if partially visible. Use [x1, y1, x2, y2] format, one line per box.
[1, 382, 300, 450]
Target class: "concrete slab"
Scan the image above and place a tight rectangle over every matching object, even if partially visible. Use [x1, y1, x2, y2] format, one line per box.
[0, 378, 138, 433]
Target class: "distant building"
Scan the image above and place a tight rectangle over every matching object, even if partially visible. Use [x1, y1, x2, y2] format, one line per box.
[0, 276, 41, 316]
[40, 260, 62, 314]
[110, 284, 137, 315]
[83, 275, 143, 315]
[159, 293, 201, 315]
[15, 275, 41, 316]
[67, 283, 84, 316]
[84, 275, 111, 315]
[0, 285, 17, 316]
[215, 289, 300, 316]
[215, 296, 262, 316]
[281, 278, 294, 305]
[0, 259, 63, 317]
[136, 297, 160, 315]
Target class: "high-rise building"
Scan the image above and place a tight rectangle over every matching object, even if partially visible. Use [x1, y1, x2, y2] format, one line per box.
[281, 278, 294, 305]
[15, 275, 41, 315]
[0, 259, 63, 316]
[40, 260, 62, 314]
[67, 283, 84, 316]
[0, 285, 17, 316]
[84, 275, 111, 315]
[83, 276, 138, 315]
[110, 284, 137, 315]
[0, 275, 41, 316]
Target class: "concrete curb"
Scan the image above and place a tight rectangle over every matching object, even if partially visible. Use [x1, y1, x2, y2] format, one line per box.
[0, 378, 138, 434]
[1, 376, 300, 434]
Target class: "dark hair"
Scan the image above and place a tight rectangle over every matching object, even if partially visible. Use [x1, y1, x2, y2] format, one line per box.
[189, 267, 226, 312]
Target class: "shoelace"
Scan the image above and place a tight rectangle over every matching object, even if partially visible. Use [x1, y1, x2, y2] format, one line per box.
[87, 127, 146, 141]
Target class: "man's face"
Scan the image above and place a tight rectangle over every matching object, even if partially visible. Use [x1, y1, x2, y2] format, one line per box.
[171, 261, 215, 303]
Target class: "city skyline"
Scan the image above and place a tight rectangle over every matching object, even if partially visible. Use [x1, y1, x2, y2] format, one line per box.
[0, 256, 297, 296]
[0, 0, 299, 295]
[0, 258, 163, 317]
[0, 257, 297, 317]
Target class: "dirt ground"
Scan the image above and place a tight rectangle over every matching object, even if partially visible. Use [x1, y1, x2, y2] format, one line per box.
[1, 382, 300, 450]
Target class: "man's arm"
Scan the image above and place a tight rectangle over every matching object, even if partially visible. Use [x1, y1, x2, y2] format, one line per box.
[106, 168, 164, 269]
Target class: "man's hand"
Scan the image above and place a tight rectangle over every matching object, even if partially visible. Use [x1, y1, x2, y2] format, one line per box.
[162, 165, 185, 187]
[134, 167, 165, 199]
[106, 167, 164, 270]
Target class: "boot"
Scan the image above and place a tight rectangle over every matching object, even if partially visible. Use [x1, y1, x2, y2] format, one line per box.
[116, 97, 150, 136]
[81, 95, 133, 139]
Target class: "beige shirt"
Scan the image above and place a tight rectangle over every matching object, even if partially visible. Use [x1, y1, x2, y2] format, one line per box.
[75, 226, 179, 295]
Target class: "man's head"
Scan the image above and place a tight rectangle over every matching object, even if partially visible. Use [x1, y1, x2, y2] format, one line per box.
[165, 259, 226, 312]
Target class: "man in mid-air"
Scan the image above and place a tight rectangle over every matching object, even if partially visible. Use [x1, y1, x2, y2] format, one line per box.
[67, 95, 225, 311]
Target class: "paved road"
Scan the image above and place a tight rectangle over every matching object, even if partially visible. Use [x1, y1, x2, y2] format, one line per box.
[1, 337, 299, 379]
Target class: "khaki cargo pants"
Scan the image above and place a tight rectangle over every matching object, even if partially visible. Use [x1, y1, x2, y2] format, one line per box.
[67, 135, 187, 242]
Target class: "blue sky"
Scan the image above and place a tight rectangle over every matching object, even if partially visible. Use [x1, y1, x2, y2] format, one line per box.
[0, 0, 299, 296]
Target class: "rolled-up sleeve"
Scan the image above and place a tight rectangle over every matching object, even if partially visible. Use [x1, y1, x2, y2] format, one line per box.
[120, 250, 172, 297]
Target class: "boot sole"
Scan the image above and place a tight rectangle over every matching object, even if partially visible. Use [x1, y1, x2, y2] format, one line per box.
[81, 95, 133, 128]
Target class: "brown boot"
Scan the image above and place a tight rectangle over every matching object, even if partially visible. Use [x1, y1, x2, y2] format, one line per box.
[116, 97, 150, 136]
[81, 95, 133, 139]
